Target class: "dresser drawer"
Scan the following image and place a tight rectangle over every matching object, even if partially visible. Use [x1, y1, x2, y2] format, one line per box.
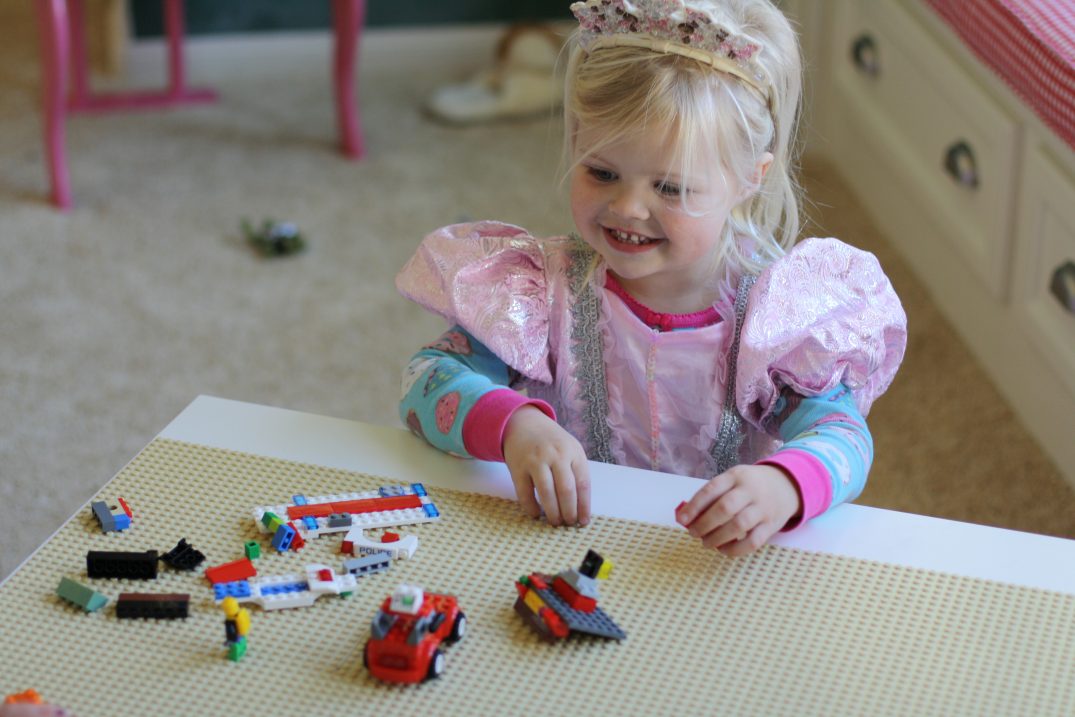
[830, 0, 1018, 297]
[1012, 145, 1075, 398]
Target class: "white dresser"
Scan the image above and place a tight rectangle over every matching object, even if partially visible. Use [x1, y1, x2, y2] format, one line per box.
[786, 0, 1075, 488]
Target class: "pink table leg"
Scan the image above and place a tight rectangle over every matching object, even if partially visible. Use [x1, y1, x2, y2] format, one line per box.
[68, 0, 216, 112]
[35, 0, 73, 210]
[332, 0, 366, 159]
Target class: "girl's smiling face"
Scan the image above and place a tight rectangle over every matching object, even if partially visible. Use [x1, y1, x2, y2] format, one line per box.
[570, 122, 747, 313]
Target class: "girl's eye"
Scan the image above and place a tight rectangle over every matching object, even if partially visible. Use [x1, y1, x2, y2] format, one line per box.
[587, 166, 616, 182]
[656, 181, 683, 197]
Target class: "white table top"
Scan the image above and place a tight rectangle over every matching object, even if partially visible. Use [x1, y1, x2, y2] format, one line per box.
[157, 395, 1075, 595]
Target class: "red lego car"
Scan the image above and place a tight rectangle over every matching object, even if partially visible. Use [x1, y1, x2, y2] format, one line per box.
[364, 585, 466, 683]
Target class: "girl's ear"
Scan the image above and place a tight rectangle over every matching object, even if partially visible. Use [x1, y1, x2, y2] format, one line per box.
[738, 151, 774, 201]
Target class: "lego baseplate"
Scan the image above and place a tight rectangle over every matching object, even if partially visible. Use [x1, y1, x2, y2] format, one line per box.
[1, 439, 1073, 716]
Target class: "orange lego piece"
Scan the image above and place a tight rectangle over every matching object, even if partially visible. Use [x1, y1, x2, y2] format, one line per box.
[4, 689, 44, 704]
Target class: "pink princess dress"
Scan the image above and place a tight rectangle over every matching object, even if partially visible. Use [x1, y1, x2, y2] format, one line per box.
[397, 221, 907, 518]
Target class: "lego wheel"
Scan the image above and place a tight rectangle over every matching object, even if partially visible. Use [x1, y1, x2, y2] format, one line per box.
[448, 612, 467, 644]
[425, 649, 445, 681]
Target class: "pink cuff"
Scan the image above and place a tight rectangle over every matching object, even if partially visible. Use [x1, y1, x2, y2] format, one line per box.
[757, 449, 832, 530]
[461, 389, 556, 462]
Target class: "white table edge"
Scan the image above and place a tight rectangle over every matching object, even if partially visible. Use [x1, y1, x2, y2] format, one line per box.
[11, 394, 1071, 595]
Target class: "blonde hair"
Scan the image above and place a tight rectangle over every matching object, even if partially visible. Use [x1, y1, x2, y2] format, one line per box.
[562, 0, 803, 280]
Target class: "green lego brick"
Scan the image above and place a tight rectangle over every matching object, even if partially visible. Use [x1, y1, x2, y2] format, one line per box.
[56, 576, 109, 613]
[244, 540, 261, 559]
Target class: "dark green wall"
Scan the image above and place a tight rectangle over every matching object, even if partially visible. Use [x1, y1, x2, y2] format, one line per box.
[132, 0, 572, 37]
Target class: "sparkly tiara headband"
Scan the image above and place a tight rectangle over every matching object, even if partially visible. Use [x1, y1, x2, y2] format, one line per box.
[569, 0, 772, 111]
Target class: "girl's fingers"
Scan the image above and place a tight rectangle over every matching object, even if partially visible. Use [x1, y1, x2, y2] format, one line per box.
[676, 472, 735, 526]
[553, 462, 579, 526]
[718, 520, 778, 557]
[685, 487, 751, 538]
[700, 503, 763, 550]
[574, 458, 592, 526]
[510, 470, 542, 520]
[531, 465, 563, 526]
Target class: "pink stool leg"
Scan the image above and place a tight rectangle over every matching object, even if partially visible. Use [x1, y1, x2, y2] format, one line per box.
[67, 0, 91, 107]
[35, 0, 73, 210]
[332, 0, 366, 159]
[70, 0, 216, 112]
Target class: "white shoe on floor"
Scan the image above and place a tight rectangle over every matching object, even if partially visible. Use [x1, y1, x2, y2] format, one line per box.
[426, 23, 567, 124]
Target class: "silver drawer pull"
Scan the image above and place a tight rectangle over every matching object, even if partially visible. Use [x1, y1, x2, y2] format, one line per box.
[851, 34, 880, 77]
[1050, 261, 1075, 315]
[944, 141, 979, 189]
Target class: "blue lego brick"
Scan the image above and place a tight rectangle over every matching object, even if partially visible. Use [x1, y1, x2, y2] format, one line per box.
[302, 516, 318, 531]
[261, 581, 308, 596]
[423, 502, 440, 518]
[271, 524, 296, 551]
[214, 581, 252, 600]
[292, 494, 308, 505]
[112, 513, 131, 531]
[410, 483, 427, 497]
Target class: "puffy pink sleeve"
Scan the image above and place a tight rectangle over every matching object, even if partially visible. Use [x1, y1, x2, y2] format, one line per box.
[395, 221, 554, 384]
[736, 238, 907, 430]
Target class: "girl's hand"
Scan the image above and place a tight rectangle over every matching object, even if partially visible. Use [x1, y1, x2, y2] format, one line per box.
[502, 406, 591, 527]
[675, 464, 801, 557]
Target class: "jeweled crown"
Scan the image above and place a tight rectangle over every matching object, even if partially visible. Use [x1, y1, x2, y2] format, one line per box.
[570, 0, 769, 97]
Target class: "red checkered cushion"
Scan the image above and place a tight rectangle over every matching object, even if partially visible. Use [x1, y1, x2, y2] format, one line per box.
[926, 0, 1075, 151]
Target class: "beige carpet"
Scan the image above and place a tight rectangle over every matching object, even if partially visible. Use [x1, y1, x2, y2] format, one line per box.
[2, 4, 1073, 582]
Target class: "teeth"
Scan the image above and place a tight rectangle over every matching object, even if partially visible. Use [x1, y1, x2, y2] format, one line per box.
[610, 228, 653, 245]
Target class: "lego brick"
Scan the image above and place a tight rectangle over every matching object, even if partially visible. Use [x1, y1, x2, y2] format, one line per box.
[86, 550, 159, 580]
[552, 575, 597, 613]
[214, 581, 253, 601]
[213, 564, 358, 611]
[382, 531, 400, 543]
[286, 522, 306, 551]
[244, 540, 261, 559]
[55, 576, 109, 612]
[288, 494, 422, 521]
[343, 551, 392, 577]
[91, 501, 116, 532]
[253, 485, 441, 542]
[343, 527, 418, 560]
[328, 513, 353, 528]
[117, 496, 133, 518]
[116, 593, 190, 619]
[160, 538, 206, 571]
[204, 558, 256, 585]
[112, 513, 131, 531]
[228, 638, 247, 662]
[531, 579, 625, 641]
[271, 524, 296, 551]
[4, 689, 44, 705]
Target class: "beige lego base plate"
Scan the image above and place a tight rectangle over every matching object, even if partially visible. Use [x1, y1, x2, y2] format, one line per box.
[1, 439, 1072, 715]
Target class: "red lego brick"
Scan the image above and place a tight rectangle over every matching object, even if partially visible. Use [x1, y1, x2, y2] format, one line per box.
[528, 573, 548, 590]
[317, 569, 333, 582]
[341, 540, 354, 555]
[118, 496, 133, 518]
[286, 494, 422, 521]
[204, 558, 256, 585]
[539, 607, 570, 639]
[381, 531, 400, 543]
[287, 522, 306, 551]
[552, 576, 597, 613]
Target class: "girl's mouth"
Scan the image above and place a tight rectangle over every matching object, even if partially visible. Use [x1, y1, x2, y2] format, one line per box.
[603, 226, 663, 252]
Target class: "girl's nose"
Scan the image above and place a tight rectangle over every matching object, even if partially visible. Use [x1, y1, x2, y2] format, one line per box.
[608, 184, 650, 221]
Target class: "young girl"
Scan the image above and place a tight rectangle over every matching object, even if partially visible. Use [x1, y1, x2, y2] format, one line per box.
[395, 0, 907, 556]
